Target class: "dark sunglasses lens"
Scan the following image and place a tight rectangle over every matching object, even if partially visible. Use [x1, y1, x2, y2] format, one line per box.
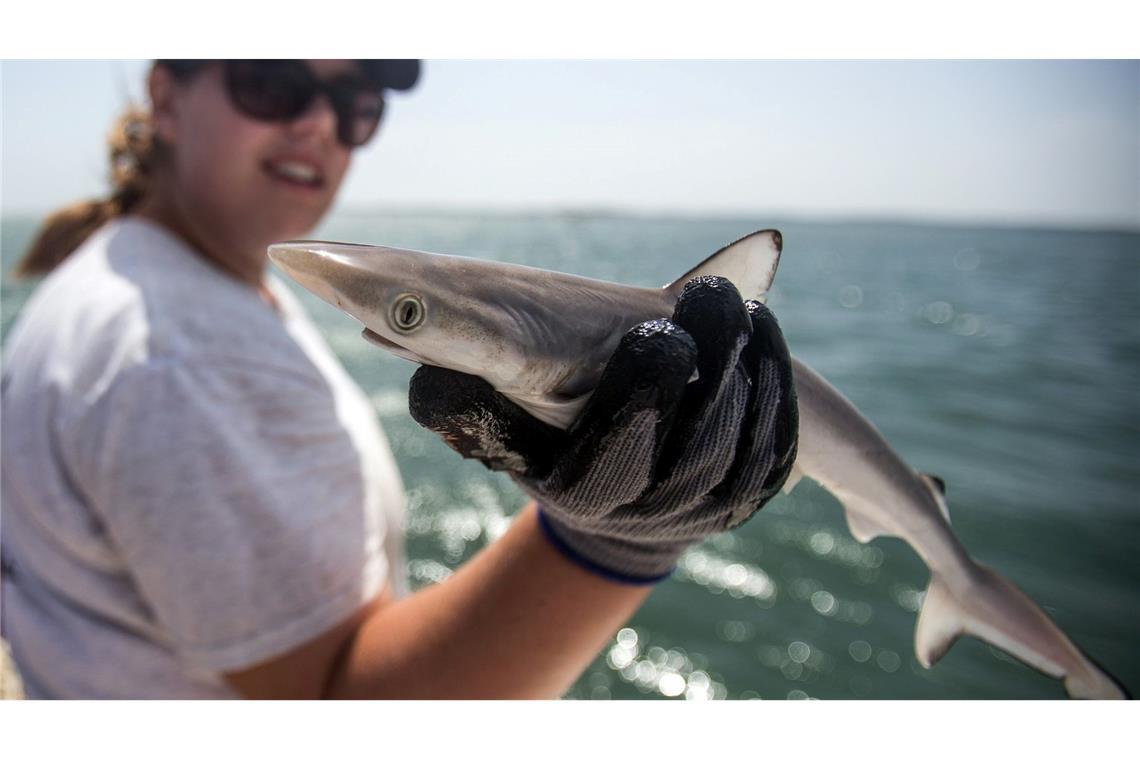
[338, 88, 385, 147]
[225, 61, 386, 148]
[225, 61, 314, 120]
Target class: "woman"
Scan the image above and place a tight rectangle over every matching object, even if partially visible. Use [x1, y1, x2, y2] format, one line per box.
[0, 60, 798, 699]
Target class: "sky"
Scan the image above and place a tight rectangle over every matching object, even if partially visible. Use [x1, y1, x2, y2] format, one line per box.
[1, 59, 1137, 229]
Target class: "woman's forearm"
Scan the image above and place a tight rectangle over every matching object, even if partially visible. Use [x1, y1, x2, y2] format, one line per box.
[323, 502, 652, 699]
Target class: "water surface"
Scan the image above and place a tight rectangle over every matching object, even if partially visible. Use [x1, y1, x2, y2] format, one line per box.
[3, 212, 1137, 699]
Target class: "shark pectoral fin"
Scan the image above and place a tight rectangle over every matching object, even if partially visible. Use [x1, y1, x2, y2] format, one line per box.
[832, 490, 889, 543]
[511, 392, 593, 431]
[914, 574, 964, 668]
[843, 507, 889, 544]
[781, 462, 806, 494]
[664, 229, 783, 303]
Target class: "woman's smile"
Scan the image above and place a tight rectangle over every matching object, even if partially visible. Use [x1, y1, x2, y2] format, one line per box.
[262, 155, 327, 191]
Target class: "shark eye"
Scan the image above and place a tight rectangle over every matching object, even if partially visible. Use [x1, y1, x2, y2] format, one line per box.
[389, 293, 425, 333]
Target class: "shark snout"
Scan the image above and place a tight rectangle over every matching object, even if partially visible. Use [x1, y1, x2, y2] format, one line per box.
[267, 241, 364, 313]
[266, 241, 315, 275]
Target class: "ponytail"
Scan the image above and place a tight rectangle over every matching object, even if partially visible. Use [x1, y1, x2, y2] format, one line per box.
[13, 105, 159, 278]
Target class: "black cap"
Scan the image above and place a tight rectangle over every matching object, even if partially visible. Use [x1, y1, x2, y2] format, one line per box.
[359, 60, 421, 91]
[157, 59, 422, 91]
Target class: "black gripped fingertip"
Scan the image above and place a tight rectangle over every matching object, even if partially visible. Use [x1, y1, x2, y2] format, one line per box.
[744, 300, 793, 366]
[669, 278, 752, 404]
[619, 319, 698, 376]
[673, 276, 751, 340]
[407, 366, 502, 429]
[677, 275, 743, 308]
[559, 319, 697, 494]
[744, 299, 770, 318]
[742, 299, 798, 460]
[408, 365, 565, 476]
[587, 319, 697, 416]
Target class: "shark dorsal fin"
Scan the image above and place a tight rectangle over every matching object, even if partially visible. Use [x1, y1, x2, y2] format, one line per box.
[920, 473, 951, 524]
[923, 473, 947, 495]
[664, 229, 783, 303]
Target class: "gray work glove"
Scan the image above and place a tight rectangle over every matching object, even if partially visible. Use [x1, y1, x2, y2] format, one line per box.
[408, 276, 798, 583]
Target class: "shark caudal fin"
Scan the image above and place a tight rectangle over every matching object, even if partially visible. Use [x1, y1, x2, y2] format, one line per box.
[665, 229, 783, 303]
[915, 564, 1128, 699]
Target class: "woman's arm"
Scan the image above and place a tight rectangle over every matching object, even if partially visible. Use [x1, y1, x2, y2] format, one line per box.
[224, 502, 650, 699]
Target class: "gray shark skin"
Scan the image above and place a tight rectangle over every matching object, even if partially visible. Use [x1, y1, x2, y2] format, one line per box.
[268, 231, 1126, 699]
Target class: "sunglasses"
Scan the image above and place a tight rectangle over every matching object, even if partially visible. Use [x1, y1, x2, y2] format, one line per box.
[220, 60, 386, 148]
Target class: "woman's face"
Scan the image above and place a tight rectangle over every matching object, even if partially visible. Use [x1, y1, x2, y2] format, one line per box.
[150, 60, 359, 264]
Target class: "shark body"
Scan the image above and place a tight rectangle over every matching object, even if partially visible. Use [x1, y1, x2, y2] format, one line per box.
[268, 230, 1126, 699]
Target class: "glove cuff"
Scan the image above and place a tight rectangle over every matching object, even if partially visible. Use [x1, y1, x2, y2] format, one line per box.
[536, 505, 686, 585]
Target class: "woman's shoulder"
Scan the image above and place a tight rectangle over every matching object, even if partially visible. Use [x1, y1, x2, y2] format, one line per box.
[13, 217, 326, 395]
[97, 218, 311, 366]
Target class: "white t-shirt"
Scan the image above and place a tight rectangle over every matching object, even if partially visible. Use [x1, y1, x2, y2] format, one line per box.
[1, 217, 406, 698]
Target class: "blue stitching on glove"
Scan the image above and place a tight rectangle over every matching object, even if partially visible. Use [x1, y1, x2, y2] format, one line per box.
[535, 505, 673, 586]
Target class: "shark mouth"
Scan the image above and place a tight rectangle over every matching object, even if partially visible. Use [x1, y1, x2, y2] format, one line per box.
[361, 328, 426, 364]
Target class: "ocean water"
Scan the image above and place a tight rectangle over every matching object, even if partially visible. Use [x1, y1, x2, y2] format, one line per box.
[2, 211, 1138, 700]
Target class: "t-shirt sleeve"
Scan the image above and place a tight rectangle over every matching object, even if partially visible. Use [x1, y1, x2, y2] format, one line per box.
[77, 355, 388, 673]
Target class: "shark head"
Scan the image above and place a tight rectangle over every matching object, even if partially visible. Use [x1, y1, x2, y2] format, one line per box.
[268, 241, 536, 384]
[269, 231, 783, 428]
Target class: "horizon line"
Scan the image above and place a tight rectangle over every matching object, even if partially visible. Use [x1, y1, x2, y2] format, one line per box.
[333, 204, 1140, 236]
[2, 204, 1137, 237]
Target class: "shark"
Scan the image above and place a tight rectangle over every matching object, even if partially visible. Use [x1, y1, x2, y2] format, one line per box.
[268, 230, 1127, 699]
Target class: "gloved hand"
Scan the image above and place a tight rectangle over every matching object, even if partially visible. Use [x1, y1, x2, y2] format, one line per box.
[408, 276, 798, 583]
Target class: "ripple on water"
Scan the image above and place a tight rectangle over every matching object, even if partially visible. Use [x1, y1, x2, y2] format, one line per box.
[952, 313, 982, 336]
[876, 649, 902, 673]
[369, 389, 408, 417]
[407, 559, 453, 586]
[891, 583, 926, 613]
[789, 575, 869, 622]
[923, 301, 954, 325]
[587, 671, 610, 690]
[658, 672, 686, 697]
[838, 285, 864, 309]
[848, 640, 873, 663]
[676, 549, 777, 604]
[954, 248, 981, 271]
[789, 576, 822, 600]
[771, 522, 883, 571]
[405, 478, 515, 559]
[811, 590, 837, 616]
[836, 600, 875, 626]
[604, 627, 726, 699]
[849, 675, 873, 697]
[781, 661, 804, 681]
[788, 641, 811, 664]
[717, 620, 756, 643]
[809, 531, 836, 556]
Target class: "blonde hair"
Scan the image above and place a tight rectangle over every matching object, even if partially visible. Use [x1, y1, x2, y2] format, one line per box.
[12, 104, 160, 278]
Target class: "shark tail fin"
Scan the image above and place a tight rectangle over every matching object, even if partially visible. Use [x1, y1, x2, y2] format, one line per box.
[915, 564, 1128, 699]
[664, 229, 783, 303]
